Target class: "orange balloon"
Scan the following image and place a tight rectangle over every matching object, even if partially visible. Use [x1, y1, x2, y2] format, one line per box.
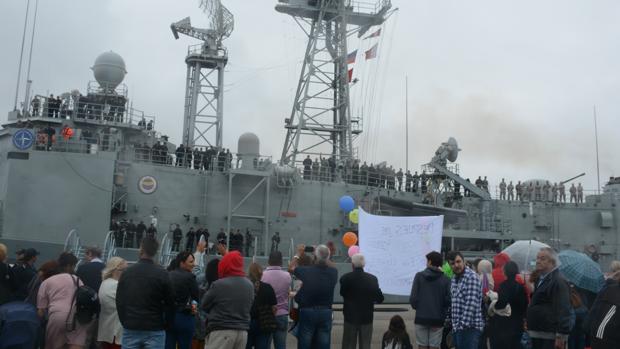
[342, 232, 358, 247]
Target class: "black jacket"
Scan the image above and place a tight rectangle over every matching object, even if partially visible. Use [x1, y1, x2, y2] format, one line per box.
[409, 266, 451, 326]
[0, 262, 12, 305]
[526, 268, 572, 335]
[10, 263, 36, 301]
[488, 278, 528, 337]
[585, 281, 620, 349]
[339, 268, 384, 325]
[116, 258, 175, 331]
[76, 260, 106, 292]
[169, 269, 200, 312]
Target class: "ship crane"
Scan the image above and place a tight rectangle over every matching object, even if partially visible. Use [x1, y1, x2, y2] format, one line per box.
[171, 0, 234, 149]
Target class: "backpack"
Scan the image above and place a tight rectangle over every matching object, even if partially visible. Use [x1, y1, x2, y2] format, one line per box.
[70, 276, 100, 326]
[0, 301, 40, 349]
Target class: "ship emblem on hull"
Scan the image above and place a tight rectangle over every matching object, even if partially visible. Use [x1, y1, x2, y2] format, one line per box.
[12, 129, 34, 150]
[138, 175, 158, 194]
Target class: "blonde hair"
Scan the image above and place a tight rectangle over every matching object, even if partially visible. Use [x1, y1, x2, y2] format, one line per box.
[0, 244, 6, 262]
[248, 262, 263, 284]
[102, 257, 126, 280]
[610, 260, 620, 273]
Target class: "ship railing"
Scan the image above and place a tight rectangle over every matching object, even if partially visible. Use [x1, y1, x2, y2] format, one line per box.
[159, 233, 175, 267]
[87, 81, 128, 97]
[32, 129, 117, 154]
[124, 146, 274, 173]
[27, 95, 156, 130]
[187, 43, 228, 59]
[491, 184, 598, 203]
[296, 165, 422, 192]
[347, 0, 391, 15]
[102, 230, 118, 263]
[279, 0, 390, 15]
[289, 238, 295, 259]
[73, 100, 156, 129]
[63, 228, 85, 268]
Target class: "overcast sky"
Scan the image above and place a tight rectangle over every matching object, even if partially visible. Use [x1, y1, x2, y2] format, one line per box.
[1, 0, 619, 194]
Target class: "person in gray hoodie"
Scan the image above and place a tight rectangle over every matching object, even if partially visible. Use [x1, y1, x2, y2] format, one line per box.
[410, 251, 451, 349]
[200, 250, 254, 349]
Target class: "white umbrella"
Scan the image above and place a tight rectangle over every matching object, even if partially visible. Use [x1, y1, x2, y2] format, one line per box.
[501, 240, 550, 272]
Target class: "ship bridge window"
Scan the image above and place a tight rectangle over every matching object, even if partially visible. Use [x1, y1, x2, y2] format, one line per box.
[600, 211, 614, 228]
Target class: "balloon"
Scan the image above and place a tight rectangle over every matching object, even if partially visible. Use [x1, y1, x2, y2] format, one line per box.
[348, 245, 360, 257]
[342, 232, 358, 247]
[348, 209, 359, 224]
[339, 196, 355, 213]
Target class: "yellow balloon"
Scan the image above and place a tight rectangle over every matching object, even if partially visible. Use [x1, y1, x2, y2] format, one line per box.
[349, 209, 359, 224]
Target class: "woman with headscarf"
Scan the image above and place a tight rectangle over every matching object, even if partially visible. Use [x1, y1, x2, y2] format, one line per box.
[477, 259, 494, 349]
[246, 263, 277, 349]
[37, 252, 91, 349]
[477, 259, 495, 296]
[97, 257, 127, 349]
[166, 251, 200, 349]
[487, 261, 528, 349]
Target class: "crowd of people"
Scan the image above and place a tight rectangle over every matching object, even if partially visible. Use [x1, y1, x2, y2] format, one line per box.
[495, 178, 586, 204]
[110, 220, 275, 258]
[1, 239, 620, 349]
[133, 143, 239, 172]
[299, 155, 449, 194]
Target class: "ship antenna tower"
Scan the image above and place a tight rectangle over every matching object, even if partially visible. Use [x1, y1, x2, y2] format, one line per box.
[171, 0, 234, 149]
[277, 0, 392, 165]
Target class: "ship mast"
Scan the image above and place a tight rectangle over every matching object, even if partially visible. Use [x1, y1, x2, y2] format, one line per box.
[277, 0, 392, 166]
[171, 0, 234, 149]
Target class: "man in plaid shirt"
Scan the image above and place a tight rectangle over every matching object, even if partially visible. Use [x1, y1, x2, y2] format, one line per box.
[446, 251, 485, 349]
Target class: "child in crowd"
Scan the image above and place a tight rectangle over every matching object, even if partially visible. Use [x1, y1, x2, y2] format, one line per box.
[382, 315, 413, 349]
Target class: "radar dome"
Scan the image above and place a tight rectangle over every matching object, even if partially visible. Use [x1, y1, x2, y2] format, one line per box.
[238, 132, 260, 155]
[91, 51, 127, 91]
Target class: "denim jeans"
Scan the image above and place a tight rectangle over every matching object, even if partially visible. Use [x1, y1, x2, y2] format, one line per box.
[453, 328, 482, 349]
[246, 319, 272, 349]
[165, 311, 195, 349]
[297, 308, 332, 349]
[122, 329, 166, 349]
[271, 315, 288, 349]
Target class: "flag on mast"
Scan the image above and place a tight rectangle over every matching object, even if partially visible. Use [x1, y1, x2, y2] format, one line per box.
[348, 68, 353, 83]
[346, 50, 357, 64]
[365, 44, 378, 60]
[364, 28, 381, 39]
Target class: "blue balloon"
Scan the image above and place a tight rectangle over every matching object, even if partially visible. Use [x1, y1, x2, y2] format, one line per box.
[339, 195, 355, 213]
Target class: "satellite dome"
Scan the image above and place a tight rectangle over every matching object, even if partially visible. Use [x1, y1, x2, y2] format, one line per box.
[91, 51, 127, 91]
[238, 132, 260, 155]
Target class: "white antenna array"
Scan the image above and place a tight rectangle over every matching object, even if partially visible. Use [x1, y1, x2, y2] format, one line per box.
[199, 0, 234, 44]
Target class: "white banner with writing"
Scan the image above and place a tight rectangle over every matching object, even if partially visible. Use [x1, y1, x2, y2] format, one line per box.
[358, 208, 443, 296]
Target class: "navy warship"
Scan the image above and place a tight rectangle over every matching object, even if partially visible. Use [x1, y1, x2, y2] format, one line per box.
[1, 0, 618, 276]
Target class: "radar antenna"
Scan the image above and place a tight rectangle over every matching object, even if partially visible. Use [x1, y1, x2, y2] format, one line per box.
[171, 0, 234, 149]
[276, 0, 393, 166]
